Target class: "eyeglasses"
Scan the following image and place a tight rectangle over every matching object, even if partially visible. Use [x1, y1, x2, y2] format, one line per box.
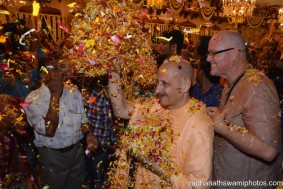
[207, 48, 235, 57]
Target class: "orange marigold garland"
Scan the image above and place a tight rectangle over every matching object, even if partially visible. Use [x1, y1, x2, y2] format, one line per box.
[106, 99, 178, 188]
[68, 0, 157, 100]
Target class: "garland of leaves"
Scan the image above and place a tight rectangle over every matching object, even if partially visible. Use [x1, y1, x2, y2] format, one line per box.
[247, 16, 265, 28]
[227, 16, 245, 24]
[168, 0, 184, 15]
[200, 6, 215, 22]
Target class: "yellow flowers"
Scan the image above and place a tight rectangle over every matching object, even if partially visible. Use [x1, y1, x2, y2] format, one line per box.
[0, 35, 6, 43]
[68, 0, 157, 100]
[85, 39, 95, 48]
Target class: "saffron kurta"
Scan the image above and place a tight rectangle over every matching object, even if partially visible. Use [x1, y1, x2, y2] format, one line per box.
[111, 98, 214, 189]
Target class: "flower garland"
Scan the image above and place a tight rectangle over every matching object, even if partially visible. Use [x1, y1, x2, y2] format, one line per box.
[200, 6, 215, 22]
[122, 114, 175, 169]
[68, 0, 157, 100]
[107, 98, 178, 188]
[168, 0, 184, 15]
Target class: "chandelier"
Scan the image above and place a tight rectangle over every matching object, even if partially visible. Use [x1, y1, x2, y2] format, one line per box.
[222, 0, 256, 24]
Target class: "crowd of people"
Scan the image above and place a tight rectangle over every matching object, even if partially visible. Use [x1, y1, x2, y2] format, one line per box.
[0, 15, 283, 189]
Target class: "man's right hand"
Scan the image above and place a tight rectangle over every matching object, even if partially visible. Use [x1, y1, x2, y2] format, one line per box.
[46, 71, 65, 98]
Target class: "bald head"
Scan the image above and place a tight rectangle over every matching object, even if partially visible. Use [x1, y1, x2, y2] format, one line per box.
[211, 30, 247, 55]
[159, 58, 194, 81]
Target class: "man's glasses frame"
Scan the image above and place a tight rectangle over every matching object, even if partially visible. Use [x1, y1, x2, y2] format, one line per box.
[207, 48, 235, 57]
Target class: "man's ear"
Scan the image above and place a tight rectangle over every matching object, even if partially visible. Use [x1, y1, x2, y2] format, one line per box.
[182, 78, 191, 93]
[170, 43, 177, 54]
[231, 48, 240, 62]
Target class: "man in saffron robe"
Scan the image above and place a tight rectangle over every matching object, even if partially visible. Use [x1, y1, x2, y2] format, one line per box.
[108, 57, 214, 189]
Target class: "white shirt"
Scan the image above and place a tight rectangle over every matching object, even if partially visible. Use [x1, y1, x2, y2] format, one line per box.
[24, 84, 88, 149]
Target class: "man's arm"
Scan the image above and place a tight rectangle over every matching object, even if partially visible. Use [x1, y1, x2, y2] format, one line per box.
[207, 103, 280, 162]
[108, 71, 133, 119]
[43, 68, 65, 137]
[207, 77, 281, 162]
[44, 95, 60, 137]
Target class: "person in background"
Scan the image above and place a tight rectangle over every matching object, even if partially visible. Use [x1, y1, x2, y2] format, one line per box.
[0, 94, 28, 178]
[206, 30, 282, 189]
[265, 66, 283, 138]
[0, 28, 42, 188]
[23, 55, 98, 189]
[0, 95, 37, 189]
[190, 59, 222, 107]
[156, 29, 184, 66]
[86, 76, 118, 189]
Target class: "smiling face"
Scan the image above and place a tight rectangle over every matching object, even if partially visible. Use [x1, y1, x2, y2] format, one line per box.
[206, 33, 235, 79]
[155, 59, 192, 110]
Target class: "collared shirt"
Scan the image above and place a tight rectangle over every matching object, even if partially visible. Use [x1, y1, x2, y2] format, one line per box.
[24, 84, 88, 149]
[87, 87, 117, 146]
[213, 68, 282, 187]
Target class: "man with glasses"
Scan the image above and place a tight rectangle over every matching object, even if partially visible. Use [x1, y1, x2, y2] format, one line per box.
[206, 30, 282, 188]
